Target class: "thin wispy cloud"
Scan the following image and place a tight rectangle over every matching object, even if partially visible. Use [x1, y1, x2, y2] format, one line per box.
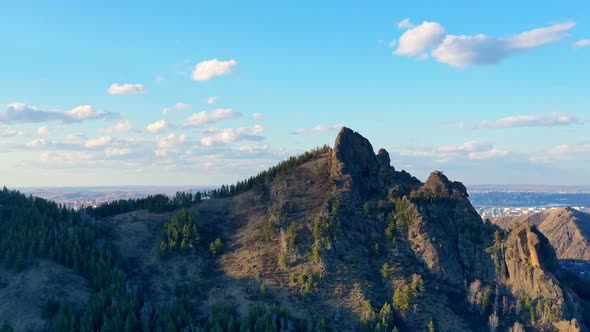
[548, 142, 590, 158]
[25, 138, 48, 148]
[402, 140, 509, 161]
[290, 124, 342, 135]
[192, 59, 237, 81]
[104, 147, 132, 158]
[162, 102, 191, 115]
[0, 103, 112, 124]
[474, 112, 580, 129]
[393, 20, 576, 67]
[107, 83, 148, 95]
[184, 109, 242, 127]
[573, 39, 590, 48]
[37, 151, 97, 168]
[101, 120, 135, 134]
[468, 149, 510, 160]
[397, 18, 415, 29]
[0, 124, 21, 137]
[531, 141, 590, 163]
[200, 125, 265, 146]
[36, 126, 49, 136]
[84, 136, 113, 148]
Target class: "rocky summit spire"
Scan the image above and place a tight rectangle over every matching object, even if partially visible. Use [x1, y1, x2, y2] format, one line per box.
[423, 170, 468, 199]
[330, 127, 380, 197]
[376, 148, 392, 170]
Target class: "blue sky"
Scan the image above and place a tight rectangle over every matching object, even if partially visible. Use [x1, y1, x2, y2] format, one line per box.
[0, 1, 589, 187]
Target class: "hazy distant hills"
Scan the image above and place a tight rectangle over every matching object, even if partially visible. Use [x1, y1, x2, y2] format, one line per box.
[17, 186, 214, 203]
[468, 184, 590, 193]
[494, 207, 590, 261]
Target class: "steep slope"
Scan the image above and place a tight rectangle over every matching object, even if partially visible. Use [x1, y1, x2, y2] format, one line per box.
[493, 208, 590, 261]
[494, 212, 546, 229]
[0, 260, 91, 331]
[539, 208, 590, 261]
[104, 127, 590, 331]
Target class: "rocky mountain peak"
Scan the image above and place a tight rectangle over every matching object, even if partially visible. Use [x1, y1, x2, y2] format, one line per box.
[376, 148, 392, 170]
[423, 170, 469, 198]
[330, 127, 380, 196]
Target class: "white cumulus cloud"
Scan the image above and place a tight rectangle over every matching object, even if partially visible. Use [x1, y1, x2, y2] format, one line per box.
[154, 134, 187, 157]
[65, 105, 108, 122]
[392, 20, 576, 67]
[146, 120, 171, 133]
[394, 21, 446, 56]
[192, 59, 237, 81]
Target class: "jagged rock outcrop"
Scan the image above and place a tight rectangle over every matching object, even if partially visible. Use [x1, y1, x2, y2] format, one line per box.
[499, 224, 562, 299]
[330, 127, 421, 200]
[421, 171, 469, 199]
[407, 171, 496, 285]
[494, 224, 588, 330]
[330, 127, 381, 197]
[494, 208, 590, 261]
[306, 129, 589, 330]
[376, 148, 392, 170]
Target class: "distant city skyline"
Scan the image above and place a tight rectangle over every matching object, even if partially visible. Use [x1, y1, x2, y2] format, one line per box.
[1, 1, 589, 187]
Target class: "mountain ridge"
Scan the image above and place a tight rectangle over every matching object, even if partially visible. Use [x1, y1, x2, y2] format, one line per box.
[1, 127, 589, 331]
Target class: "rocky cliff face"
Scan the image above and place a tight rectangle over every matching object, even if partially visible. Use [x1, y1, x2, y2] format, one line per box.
[494, 224, 587, 330]
[407, 171, 496, 285]
[330, 127, 421, 199]
[499, 224, 562, 299]
[324, 127, 589, 330]
[330, 127, 381, 197]
[494, 208, 590, 261]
